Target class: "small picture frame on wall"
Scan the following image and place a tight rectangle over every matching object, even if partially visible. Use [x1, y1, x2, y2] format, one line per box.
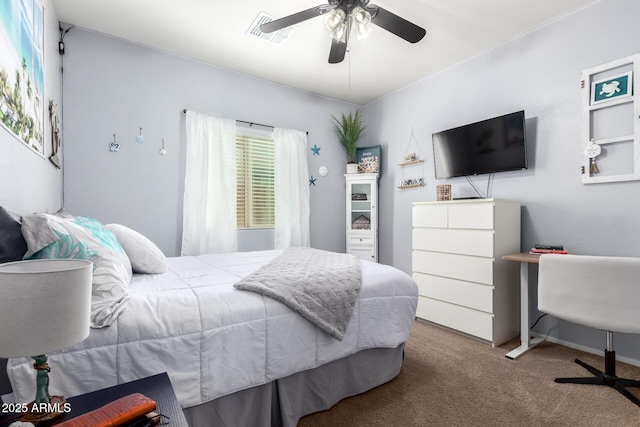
[591, 71, 633, 105]
[356, 145, 381, 176]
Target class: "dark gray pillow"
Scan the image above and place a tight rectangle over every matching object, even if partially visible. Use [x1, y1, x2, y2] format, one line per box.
[0, 207, 27, 263]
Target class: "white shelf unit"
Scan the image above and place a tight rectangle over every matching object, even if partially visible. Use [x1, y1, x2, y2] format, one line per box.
[345, 173, 378, 262]
[412, 199, 521, 346]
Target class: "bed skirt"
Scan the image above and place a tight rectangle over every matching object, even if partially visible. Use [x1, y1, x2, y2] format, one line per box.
[183, 343, 405, 427]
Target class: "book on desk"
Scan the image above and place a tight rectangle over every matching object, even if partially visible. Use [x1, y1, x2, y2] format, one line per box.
[529, 244, 568, 255]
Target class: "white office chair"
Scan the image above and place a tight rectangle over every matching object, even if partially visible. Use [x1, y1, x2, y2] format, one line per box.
[538, 254, 640, 406]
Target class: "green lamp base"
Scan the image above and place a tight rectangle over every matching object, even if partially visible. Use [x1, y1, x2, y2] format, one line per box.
[18, 355, 67, 424]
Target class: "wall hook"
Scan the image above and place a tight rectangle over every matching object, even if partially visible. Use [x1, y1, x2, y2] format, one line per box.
[159, 138, 167, 156]
[136, 127, 144, 144]
[109, 134, 120, 152]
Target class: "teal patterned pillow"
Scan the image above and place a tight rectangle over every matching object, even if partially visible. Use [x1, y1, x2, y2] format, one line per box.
[21, 214, 132, 328]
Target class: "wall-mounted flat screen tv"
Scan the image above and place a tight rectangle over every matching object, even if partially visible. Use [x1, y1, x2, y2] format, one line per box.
[432, 110, 528, 179]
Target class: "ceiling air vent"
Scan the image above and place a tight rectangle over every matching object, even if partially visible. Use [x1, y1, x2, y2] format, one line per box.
[247, 12, 296, 45]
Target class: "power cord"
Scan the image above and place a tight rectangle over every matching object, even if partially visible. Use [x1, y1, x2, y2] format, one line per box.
[531, 313, 547, 329]
[465, 176, 483, 197]
[465, 173, 494, 198]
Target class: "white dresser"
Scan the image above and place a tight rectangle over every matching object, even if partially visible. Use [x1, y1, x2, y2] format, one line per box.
[412, 199, 521, 346]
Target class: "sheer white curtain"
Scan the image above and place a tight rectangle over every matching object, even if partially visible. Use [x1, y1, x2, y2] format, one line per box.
[182, 111, 238, 255]
[273, 127, 310, 249]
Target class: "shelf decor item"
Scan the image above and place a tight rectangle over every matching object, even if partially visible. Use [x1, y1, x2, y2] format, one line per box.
[352, 214, 371, 230]
[356, 145, 381, 176]
[331, 110, 366, 173]
[398, 178, 425, 188]
[404, 152, 418, 163]
[0, 259, 93, 424]
[437, 184, 452, 201]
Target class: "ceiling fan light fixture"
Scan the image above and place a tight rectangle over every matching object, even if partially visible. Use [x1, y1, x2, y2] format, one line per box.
[354, 23, 371, 39]
[325, 8, 346, 31]
[352, 6, 370, 24]
[330, 20, 348, 43]
[352, 6, 372, 39]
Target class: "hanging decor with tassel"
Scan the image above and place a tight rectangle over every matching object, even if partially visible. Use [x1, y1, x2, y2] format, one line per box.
[584, 139, 601, 174]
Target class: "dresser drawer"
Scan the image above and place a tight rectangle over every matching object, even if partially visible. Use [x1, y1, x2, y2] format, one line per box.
[448, 203, 494, 229]
[412, 228, 494, 257]
[412, 204, 448, 228]
[413, 272, 493, 313]
[412, 251, 494, 285]
[416, 297, 493, 341]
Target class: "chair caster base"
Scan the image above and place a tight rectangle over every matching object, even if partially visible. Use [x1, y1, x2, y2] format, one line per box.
[555, 356, 640, 407]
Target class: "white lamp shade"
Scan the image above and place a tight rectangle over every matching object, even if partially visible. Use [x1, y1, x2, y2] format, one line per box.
[0, 259, 93, 358]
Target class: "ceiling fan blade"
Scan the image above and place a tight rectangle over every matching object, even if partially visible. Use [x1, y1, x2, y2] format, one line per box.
[328, 39, 348, 64]
[369, 5, 426, 43]
[260, 5, 330, 33]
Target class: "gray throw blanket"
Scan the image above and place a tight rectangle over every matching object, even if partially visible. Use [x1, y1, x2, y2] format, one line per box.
[234, 247, 362, 341]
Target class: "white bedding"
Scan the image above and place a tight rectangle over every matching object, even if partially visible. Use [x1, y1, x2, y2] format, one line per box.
[7, 250, 418, 409]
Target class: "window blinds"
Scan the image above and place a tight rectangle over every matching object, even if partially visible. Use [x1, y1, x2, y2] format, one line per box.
[236, 133, 275, 228]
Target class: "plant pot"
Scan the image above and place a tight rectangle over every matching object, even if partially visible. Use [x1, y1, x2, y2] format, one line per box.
[346, 163, 359, 174]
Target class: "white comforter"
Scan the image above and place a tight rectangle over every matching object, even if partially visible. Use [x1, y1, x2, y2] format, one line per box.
[7, 250, 418, 408]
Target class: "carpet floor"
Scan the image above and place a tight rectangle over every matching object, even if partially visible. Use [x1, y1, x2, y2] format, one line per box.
[298, 320, 640, 426]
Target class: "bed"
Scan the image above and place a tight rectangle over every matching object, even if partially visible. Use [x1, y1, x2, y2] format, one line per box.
[2, 211, 418, 426]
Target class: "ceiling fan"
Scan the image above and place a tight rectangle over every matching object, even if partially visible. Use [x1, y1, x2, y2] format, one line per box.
[260, 0, 426, 64]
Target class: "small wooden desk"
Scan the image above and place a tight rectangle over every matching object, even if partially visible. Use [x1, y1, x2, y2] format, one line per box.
[502, 252, 545, 359]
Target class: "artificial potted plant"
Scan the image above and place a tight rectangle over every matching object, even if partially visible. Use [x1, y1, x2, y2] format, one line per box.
[331, 109, 366, 173]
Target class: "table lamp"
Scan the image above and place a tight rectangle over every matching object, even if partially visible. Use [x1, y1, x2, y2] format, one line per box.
[0, 259, 92, 424]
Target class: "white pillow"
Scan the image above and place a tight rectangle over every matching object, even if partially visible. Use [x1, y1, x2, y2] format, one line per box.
[104, 224, 168, 274]
[21, 214, 132, 328]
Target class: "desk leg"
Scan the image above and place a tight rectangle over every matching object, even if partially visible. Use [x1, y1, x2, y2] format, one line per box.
[505, 261, 544, 359]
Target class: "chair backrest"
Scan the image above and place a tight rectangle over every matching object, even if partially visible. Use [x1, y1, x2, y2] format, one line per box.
[538, 254, 640, 334]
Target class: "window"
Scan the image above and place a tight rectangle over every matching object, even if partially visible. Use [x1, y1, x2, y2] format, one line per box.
[236, 131, 275, 229]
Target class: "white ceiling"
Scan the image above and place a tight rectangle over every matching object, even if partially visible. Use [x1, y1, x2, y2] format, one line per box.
[52, 0, 597, 105]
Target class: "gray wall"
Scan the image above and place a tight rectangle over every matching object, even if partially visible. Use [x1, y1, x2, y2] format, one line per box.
[61, 29, 357, 257]
[364, 0, 640, 362]
[0, 0, 62, 399]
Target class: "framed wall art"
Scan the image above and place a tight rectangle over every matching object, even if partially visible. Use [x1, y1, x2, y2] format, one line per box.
[590, 71, 632, 105]
[0, 0, 45, 157]
[356, 145, 381, 176]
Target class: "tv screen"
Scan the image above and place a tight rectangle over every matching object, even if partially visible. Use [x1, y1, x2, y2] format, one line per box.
[432, 110, 527, 179]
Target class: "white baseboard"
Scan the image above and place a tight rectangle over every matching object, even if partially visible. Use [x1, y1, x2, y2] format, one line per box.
[531, 332, 640, 368]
